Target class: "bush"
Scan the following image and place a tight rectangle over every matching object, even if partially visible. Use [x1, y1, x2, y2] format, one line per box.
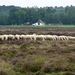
[22, 61, 43, 73]
[30, 62, 42, 72]
[0, 71, 8, 75]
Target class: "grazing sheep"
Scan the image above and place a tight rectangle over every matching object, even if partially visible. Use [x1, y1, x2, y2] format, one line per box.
[25, 34, 34, 40]
[52, 35, 59, 41]
[15, 34, 21, 40]
[20, 34, 25, 40]
[0, 35, 4, 40]
[29, 33, 36, 41]
[59, 35, 68, 41]
[20, 34, 33, 40]
[3, 34, 8, 40]
[0, 34, 74, 41]
[68, 36, 75, 40]
[8, 34, 15, 40]
[45, 35, 55, 41]
[36, 35, 46, 41]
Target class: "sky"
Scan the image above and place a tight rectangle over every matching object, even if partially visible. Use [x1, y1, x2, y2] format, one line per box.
[0, 0, 75, 7]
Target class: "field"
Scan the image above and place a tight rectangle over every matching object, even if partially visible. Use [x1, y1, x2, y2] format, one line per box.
[0, 25, 75, 75]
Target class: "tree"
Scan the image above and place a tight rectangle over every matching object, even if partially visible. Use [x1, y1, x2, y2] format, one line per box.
[25, 7, 39, 24]
[45, 7, 56, 24]
[0, 11, 9, 25]
[66, 6, 75, 24]
[9, 8, 26, 25]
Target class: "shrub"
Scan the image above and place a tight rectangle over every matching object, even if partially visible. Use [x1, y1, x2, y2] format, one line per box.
[20, 42, 29, 52]
[30, 62, 42, 72]
[0, 71, 8, 75]
[0, 60, 15, 75]
[21, 61, 43, 73]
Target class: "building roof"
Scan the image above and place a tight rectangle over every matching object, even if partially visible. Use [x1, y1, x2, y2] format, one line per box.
[37, 19, 45, 24]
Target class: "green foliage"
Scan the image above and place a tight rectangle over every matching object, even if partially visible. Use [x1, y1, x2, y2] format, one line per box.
[0, 5, 75, 25]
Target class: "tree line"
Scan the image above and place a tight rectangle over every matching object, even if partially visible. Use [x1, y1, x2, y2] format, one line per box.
[0, 5, 75, 25]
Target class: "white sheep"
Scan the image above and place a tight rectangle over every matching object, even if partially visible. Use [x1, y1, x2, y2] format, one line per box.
[0, 35, 4, 40]
[25, 34, 34, 40]
[59, 35, 68, 41]
[8, 34, 15, 40]
[52, 35, 60, 41]
[35, 35, 46, 41]
[67, 36, 75, 40]
[20, 33, 37, 41]
[45, 35, 56, 41]
[3, 34, 8, 40]
[15, 34, 21, 40]
[29, 33, 36, 41]
[20, 34, 25, 40]
[0, 34, 73, 41]
[20, 34, 33, 40]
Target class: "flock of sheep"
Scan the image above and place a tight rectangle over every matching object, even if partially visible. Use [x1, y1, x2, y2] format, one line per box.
[0, 34, 75, 41]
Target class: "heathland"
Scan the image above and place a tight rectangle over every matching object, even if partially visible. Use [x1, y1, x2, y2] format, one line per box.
[0, 26, 75, 75]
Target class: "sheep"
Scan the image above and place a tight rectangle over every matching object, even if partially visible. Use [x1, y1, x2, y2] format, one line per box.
[8, 34, 15, 40]
[25, 34, 34, 40]
[0, 34, 74, 41]
[0, 35, 4, 40]
[20, 33, 37, 41]
[15, 34, 21, 40]
[45, 35, 56, 41]
[52, 35, 60, 41]
[29, 33, 36, 41]
[35, 35, 46, 41]
[3, 34, 8, 40]
[20, 34, 33, 40]
[59, 35, 68, 41]
[20, 34, 25, 40]
[67, 36, 75, 40]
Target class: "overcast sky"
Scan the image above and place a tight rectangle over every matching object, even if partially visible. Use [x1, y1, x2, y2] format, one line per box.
[0, 0, 75, 7]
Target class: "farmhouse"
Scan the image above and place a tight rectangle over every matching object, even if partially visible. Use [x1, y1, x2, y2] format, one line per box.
[32, 19, 45, 26]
